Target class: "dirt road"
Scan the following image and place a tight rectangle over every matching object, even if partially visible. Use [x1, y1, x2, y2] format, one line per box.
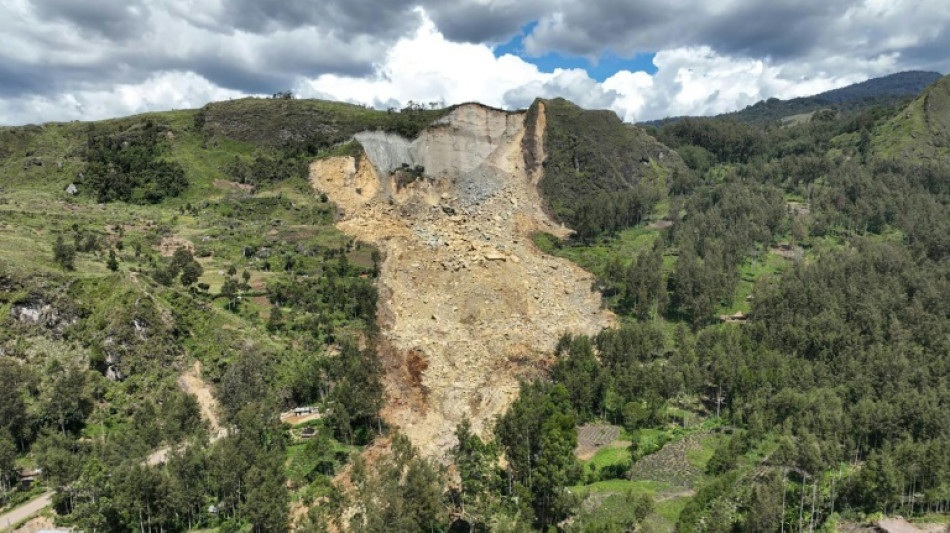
[0, 492, 53, 532]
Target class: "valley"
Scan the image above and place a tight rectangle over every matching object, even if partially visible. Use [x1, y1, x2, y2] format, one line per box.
[1, 72, 949, 533]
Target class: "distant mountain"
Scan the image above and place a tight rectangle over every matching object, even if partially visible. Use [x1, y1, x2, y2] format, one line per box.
[644, 70, 943, 126]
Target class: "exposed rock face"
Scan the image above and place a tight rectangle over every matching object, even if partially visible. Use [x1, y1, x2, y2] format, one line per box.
[10, 299, 75, 334]
[311, 103, 615, 456]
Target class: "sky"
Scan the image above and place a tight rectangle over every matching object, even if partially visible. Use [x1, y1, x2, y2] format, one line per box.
[0, 0, 948, 126]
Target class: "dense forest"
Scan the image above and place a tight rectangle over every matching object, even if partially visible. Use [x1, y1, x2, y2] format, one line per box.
[2, 75, 950, 533]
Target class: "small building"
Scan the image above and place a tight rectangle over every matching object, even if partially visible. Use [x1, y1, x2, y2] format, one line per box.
[300, 427, 317, 439]
[293, 406, 318, 415]
[719, 311, 748, 323]
[18, 468, 42, 490]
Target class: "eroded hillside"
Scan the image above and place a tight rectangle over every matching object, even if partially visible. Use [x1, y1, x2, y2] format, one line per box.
[311, 103, 615, 454]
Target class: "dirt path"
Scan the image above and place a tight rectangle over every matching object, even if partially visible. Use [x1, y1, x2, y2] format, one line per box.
[877, 517, 947, 533]
[311, 104, 614, 455]
[146, 361, 225, 466]
[178, 361, 225, 439]
[0, 492, 53, 532]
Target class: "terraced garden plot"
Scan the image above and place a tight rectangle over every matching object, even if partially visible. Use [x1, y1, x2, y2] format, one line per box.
[629, 431, 721, 490]
[575, 423, 622, 460]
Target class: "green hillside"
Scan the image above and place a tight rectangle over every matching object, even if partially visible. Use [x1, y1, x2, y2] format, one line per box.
[873, 73, 950, 162]
[528, 98, 687, 240]
[0, 101, 388, 531]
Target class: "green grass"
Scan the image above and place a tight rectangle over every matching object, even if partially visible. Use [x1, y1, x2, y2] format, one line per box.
[655, 497, 689, 522]
[571, 479, 668, 498]
[535, 224, 662, 276]
[588, 445, 630, 470]
[717, 249, 788, 315]
[686, 434, 726, 470]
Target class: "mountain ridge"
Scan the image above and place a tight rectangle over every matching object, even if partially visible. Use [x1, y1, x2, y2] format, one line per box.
[642, 70, 943, 126]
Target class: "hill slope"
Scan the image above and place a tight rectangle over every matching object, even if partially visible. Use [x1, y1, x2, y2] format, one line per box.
[526, 98, 686, 238]
[311, 103, 615, 454]
[873, 73, 950, 162]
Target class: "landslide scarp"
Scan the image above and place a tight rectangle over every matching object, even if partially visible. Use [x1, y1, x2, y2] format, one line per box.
[311, 103, 615, 455]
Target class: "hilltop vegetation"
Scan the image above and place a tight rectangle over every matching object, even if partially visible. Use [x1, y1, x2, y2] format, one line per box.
[525, 74, 950, 532]
[874, 73, 950, 162]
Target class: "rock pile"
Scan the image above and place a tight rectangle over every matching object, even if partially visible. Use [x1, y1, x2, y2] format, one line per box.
[311, 103, 615, 456]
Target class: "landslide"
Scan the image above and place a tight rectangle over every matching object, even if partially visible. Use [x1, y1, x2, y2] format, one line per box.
[873, 73, 950, 163]
[311, 103, 615, 455]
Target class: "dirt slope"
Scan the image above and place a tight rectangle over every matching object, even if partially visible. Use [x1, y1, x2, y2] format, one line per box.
[311, 103, 614, 456]
[146, 361, 225, 465]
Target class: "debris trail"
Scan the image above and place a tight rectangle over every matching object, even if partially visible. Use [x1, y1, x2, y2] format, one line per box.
[311, 103, 614, 456]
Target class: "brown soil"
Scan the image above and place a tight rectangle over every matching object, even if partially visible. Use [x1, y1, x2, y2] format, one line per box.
[179, 360, 225, 439]
[8, 514, 54, 533]
[159, 235, 195, 257]
[213, 179, 255, 193]
[311, 104, 614, 456]
[771, 242, 804, 259]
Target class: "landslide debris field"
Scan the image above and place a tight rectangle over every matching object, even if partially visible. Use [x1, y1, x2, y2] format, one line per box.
[312, 103, 615, 454]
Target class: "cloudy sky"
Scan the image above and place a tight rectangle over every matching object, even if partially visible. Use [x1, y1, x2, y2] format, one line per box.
[1, 0, 947, 125]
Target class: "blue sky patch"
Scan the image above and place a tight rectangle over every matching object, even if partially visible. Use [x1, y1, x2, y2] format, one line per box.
[493, 23, 658, 81]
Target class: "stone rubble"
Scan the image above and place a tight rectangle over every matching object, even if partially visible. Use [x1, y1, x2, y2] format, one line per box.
[311, 103, 615, 457]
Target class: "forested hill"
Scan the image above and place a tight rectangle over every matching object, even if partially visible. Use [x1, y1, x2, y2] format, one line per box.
[526, 97, 687, 240]
[644, 70, 942, 126]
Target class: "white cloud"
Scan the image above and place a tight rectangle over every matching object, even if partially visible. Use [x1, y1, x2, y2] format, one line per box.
[295, 18, 885, 123]
[0, 71, 244, 125]
[0, 2, 944, 125]
[297, 14, 544, 108]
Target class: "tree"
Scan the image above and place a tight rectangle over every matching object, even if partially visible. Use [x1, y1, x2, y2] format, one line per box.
[0, 360, 30, 446]
[220, 277, 240, 311]
[180, 260, 203, 287]
[41, 363, 91, 436]
[106, 248, 119, 271]
[243, 455, 289, 533]
[496, 381, 579, 528]
[324, 342, 383, 445]
[551, 335, 603, 421]
[53, 234, 76, 270]
[0, 430, 15, 493]
[350, 433, 446, 533]
[451, 419, 500, 531]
